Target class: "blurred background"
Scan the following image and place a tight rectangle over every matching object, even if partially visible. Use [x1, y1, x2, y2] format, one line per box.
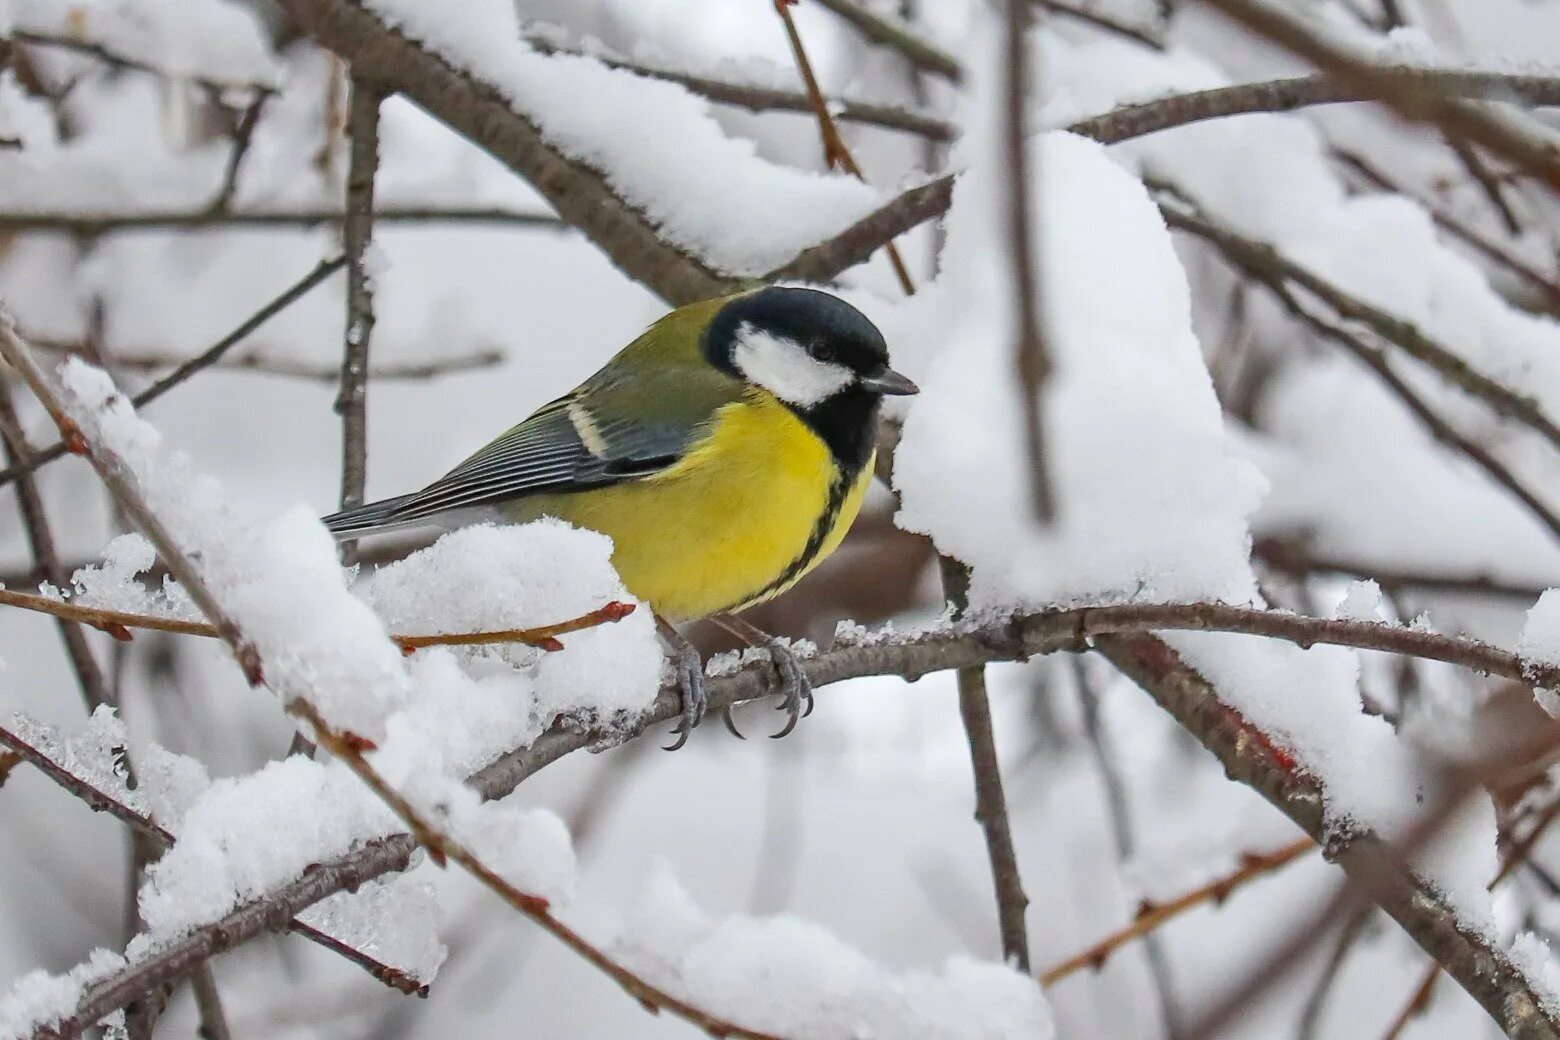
[5, 1, 1560, 1037]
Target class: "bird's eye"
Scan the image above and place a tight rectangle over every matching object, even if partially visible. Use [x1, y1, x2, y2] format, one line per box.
[812, 342, 837, 363]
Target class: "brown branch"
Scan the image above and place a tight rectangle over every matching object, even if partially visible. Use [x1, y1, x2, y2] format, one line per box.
[1035, 0, 1165, 49]
[1040, 837, 1313, 984]
[205, 92, 269, 215]
[1334, 149, 1560, 313]
[12, 29, 277, 95]
[1155, 193, 1560, 462]
[940, 559, 1031, 970]
[0, 256, 347, 492]
[2, 322, 778, 1040]
[0, 385, 113, 709]
[0, 207, 569, 235]
[27, 340, 507, 382]
[1098, 632, 1560, 1040]
[337, 75, 382, 552]
[0, 722, 426, 997]
[283, 0, 740, 307]
[1003, 0, 1057, 524]
[1253, 537, 1550, 602]
[772, 0, 917, 296]
[36, 594, 1560, 1036]
[0, 585, 634, 654]
[522, 34, 952, 142]
[809, 0, 963, 83]
[1069, 70, 1560, 145]
[1195, 0, 1560, 191]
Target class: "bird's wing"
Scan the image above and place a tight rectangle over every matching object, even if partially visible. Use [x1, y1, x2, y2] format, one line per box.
[379, 364, 743, 525]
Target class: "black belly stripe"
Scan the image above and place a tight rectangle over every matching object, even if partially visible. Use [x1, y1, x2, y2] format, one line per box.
[736, 465, 856, 610]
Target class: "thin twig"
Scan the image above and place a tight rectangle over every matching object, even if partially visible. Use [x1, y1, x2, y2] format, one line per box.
[0, 207, 569, 235]
[0, 256, 347, 491]
[940, 558, 1031, 970]
[0, 722, 426, 997]
[0, 385, 113, 710]
[12, 30, 278, 95]
[1, 320, 785, 1040]
[1003, 0, 1057, 524]
[1195, 0, 1560, 190]
[206, 92, 269, 215]
[27, 340, 507, 382]
[523, 33, 952, 141]
[1040, 837, 1313, 984]
[0, 585, 636, 653]
[1155, 193, 1560, 472]
[772, 0, 917, 295]
[1296, 905, 1376, 1040]
[337, 76, 382, 558]
[1334, 148, 1560, 312]
[809, 0, 963, 83]
[1069, 656, 1182, 1034]
[1252, 537, 1550, 602]
[1034, 0, 1165, 49]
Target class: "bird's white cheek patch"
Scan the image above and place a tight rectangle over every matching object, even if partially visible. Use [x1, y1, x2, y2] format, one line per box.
[733, 323, 853, 407]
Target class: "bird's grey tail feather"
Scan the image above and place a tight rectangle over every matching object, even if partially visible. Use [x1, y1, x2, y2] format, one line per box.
[321, 493, 420, 538]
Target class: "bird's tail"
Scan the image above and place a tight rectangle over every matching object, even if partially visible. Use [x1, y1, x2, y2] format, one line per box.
[320, 493, 420, 538]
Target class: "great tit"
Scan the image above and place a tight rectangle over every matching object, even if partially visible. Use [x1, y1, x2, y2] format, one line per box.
[324, 285, 918, 746]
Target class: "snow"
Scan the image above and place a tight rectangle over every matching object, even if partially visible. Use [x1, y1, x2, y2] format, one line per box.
[0, 948, 126, 1040]
[59, 359, 414, 739]
[1519, 591, 1560, 716]
[297, 875, 449, 989]
[889, 127, 1265, 610]
[614, 862, 1054, 1039]
[363, 0, 885, 276]
[1333, 580, 1385, 622]
[359, 521, 660, 726]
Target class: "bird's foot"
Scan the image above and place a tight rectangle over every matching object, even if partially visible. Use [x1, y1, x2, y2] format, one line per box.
[657, 615, 707, 751]
[763, 637, 814, 740]
[710, 613, 814, 740]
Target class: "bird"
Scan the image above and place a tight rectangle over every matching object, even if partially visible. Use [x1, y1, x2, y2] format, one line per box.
[323, 285, 917, 747]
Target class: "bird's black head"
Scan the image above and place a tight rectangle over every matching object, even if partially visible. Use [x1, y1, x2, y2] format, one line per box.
[703, 286, 917, 471]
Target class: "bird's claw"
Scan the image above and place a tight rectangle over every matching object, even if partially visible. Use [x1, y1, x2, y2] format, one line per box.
[663, 641, 708, 751]
[765, 639, 813, 739]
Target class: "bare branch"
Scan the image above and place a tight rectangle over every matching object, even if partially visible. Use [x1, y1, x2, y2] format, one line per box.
[940, 559, 1031, 970]
[1098, 632, 1560, 1039]
[27, 340, 506, 382]
[1040, 837, 1312, 984]
[283, 0, 740, 306]
[523, 34, 952, 141]
[337, 75, 382, 549]
[809, 0, 963, 83]
[0, 256, 347, 492]
[1253, 537, 1550, 602]
[1034, 0, 1165, 49]
[0, 585, 635, 653]
[0, 207, 569, 235]
[0, 385, 113, 710]
[1195, 0, 1560, 189]
[12, 29, 277, 95]
[0, 722, 426, 997]
[1003, 0, 1057, 524]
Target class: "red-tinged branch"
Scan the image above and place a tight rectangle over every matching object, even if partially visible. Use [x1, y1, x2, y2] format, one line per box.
[1040, 837, 1314, 985]
[1098, 632, 1560, 1040]
[0, 722, 427, 996]
[292, 694, 794, 1040]
[0, 585, 635, 654]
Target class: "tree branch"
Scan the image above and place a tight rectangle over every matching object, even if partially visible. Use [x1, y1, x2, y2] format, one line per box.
[283, 0, 740, 306]
[336, 75, 382, 557]
[1097, 632, 1560, 1040]
[809, 0, 963, 83]
[27, 340, 507, 383]
[0, 256, 347, 492]
[0, 207, 569, 235]
[1195, 0, 1560, 190]
[1040, 837, 1312, 984]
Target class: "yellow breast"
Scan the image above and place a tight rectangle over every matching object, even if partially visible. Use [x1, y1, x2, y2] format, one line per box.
[503, 392, 874, 622]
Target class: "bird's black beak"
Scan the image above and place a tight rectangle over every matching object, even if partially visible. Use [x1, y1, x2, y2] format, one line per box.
[860, 368, 919, 396]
